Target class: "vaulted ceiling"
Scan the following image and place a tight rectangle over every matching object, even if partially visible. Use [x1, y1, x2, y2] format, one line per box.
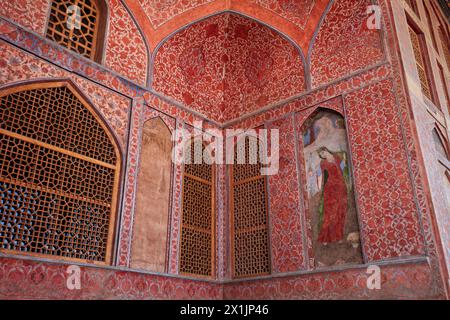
[133, 0, 384, 123]
[152, 12, 307, 122]
[124, 0, 330, 55]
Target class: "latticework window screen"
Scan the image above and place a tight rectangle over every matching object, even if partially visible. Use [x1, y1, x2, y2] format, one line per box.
[0, 83, 120, 264]
[439, 27, 450, 71]
[46, 0, 103, 61]
[408, 24, 434, 101]
[231, 136, 270, 278]
[179, 140, 214, 277]
[437, 62, 449, 113]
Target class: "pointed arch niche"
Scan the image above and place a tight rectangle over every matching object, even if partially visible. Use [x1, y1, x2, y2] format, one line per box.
[0, 81, 122, 265]
[152, 12, 307, 123]
[46, 0, 108, 62]
[298, 108, 363, 268]
[131, 117, 173, 273]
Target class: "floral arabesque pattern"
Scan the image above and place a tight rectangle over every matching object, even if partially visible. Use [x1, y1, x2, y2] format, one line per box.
[105, 0, 148, 86]
[0, 257, 222, 299]
[138, 0, 214, 28]
[256, 0, 315, 30]
[267, 115, 305, 273]
[0, 0, 50, 35]
[344, 79, 425, 261]
[310, 0, 384, 87]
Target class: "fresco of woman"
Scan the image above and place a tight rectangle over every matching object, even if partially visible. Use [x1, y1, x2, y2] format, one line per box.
[302, 110, 363, 267]
[317, 147, 348, 245]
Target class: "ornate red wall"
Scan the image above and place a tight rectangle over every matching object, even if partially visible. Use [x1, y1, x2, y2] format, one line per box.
[0, 0, 448, 299]
[310, 0, 384, 87]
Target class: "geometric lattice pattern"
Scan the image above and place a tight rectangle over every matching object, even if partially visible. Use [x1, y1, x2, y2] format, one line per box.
[408, 24, 433, 101]
[0, 85, 118, 263]
[232, 136, 270, 278]
[179, 141, 214, 277]
[1, 87, 116, 164]
[46, 0, 99, 60]
[233, 178, 268, 230]
[183, 140, 212, 182]
[233, 137, 263, 183]
[182, 177, 212, 230]
[439, 27, 450, 72]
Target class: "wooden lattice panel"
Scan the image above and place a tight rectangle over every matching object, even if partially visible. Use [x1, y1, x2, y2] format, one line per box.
[0, 84, 120, 264]
[234, 228, 270, 277]
[231, 136, 270, 278]
[409, 25, 433, 101]
[179, 217, 213, 277]
[46, 0, 99, 60]
[233, 178, 268, 230]
[0, 134, 115, 203]
[182, 177, 212, 230]
[183, 141, 212, 181]
[179, 141, 214, 277]
[1, 87, 116, 164]
[437, 63, 449, 113]
[232, 137, 263, 182]
[439, 27, 450, 71]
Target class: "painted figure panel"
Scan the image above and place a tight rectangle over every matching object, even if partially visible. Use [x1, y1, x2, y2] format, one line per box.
[302, 110, 363, 267]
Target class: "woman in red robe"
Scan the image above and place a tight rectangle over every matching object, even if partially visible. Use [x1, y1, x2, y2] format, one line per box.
[317, 147, 348, 244]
